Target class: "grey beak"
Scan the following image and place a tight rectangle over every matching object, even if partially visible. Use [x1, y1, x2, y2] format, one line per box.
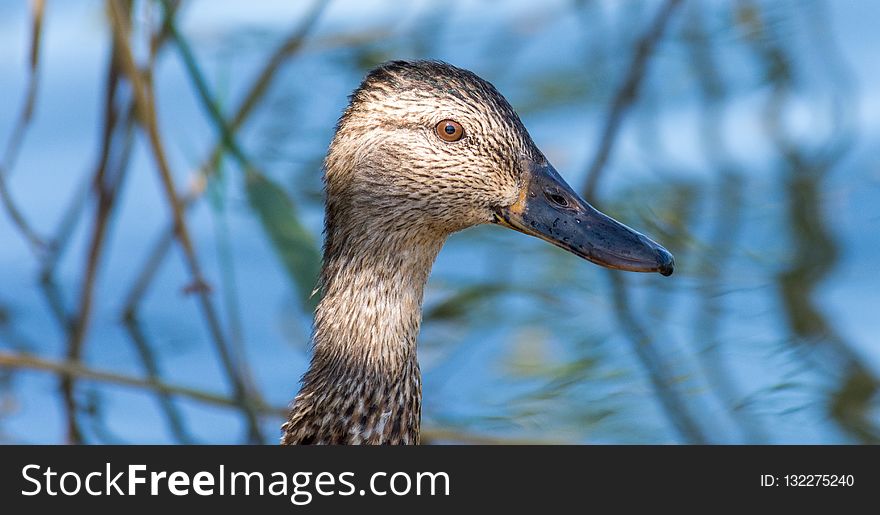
[494, 159, 674, 276]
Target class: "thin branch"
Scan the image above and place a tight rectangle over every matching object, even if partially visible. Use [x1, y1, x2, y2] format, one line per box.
[1, 350, 285, 416]
[0, 303, 37, 353]
[607, 271, 710, 443]
[60, 3, 140, 444]
[582, 0, 683, 199]
[120, 209, 188, 320]
[122, 316, 195, 443]
[162, 0, 324, 320]
[38, 1, 184, 283]
[0, 349, 552, 445]
[159, 0, 261, 177]
[221, 0, 330, 135]
[0, 0, 48, 254]
[0, 178, 44, 254]
[3, 0, 45, 167]
[106, 0, 264, 443]
[37, 177, 91, 282]
[121, 0, 328, 316]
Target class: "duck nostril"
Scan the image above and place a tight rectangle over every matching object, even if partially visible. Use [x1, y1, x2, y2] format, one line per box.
[547, 192, 569, 208]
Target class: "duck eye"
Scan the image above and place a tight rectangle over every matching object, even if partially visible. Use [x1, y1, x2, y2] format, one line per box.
[435, 119, 464, 142]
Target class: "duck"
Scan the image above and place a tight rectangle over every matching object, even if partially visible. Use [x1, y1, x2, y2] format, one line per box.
[281, 60, 673, 445]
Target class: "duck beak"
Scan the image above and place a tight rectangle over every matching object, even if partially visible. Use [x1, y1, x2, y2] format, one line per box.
[493, 159, 674, 276]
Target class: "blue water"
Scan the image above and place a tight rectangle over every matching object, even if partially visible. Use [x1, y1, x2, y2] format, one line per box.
[1, 0, 878, 443]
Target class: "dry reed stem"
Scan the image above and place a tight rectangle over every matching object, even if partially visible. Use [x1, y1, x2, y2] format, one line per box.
[106, 0, 264, 442]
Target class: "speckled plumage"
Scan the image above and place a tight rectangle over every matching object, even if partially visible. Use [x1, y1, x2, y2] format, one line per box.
[282, 60, 547, 445]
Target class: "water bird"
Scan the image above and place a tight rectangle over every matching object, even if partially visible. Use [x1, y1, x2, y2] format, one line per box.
[281, 60, 673, 445]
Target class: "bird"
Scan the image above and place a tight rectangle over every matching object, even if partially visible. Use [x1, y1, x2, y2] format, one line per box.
[281, 60, 673, 445]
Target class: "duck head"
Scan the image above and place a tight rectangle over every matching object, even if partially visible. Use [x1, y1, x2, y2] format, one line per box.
[324, 60, 673, 276]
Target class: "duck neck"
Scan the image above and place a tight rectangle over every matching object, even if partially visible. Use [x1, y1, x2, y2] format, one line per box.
[282, 217, 446, 445]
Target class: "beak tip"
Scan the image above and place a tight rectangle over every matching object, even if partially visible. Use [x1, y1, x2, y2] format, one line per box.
[657, 249, 675, 276]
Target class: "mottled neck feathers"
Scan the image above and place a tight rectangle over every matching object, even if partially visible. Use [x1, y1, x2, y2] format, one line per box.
[281, 219, 444, 445]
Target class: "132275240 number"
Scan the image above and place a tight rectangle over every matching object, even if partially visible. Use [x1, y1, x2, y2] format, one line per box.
[783, 474, 854, 487]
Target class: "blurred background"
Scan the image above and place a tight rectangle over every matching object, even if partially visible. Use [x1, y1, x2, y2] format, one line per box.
[0, 0, 878, 444]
